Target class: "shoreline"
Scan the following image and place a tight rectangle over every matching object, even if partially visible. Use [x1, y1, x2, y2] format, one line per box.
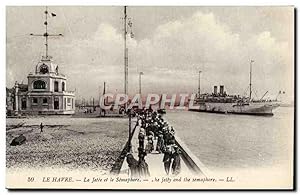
[6, 117, 128, 172]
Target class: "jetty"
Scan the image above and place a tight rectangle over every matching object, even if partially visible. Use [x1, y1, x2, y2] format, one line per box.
[111, 115, 210, 178]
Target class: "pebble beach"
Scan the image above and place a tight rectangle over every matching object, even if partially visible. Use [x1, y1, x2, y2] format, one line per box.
[6, 117, 129, 173]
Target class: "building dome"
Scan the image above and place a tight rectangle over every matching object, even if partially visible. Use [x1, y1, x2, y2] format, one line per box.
[35, 56, 59, 75]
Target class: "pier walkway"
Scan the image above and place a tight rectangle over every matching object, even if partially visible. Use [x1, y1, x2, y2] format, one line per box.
[119, 121, 209, 178]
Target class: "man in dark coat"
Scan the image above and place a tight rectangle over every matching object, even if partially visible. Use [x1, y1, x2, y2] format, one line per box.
[138, 149, 150, 178]
[145, 130, 154, 153]
[138, 128, 146, 149]
[163, 143, 174, 175]
[40, 122, 44, 133]
[156, 134, 165, 153]
[163, 139, 181, 175]
[171, 145, 181, 175]
[126, 153, 140, 178]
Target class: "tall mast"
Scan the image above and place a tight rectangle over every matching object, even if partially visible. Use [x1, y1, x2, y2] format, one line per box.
[198, 70, 202, 98]
[249, 60, 254, 101]
[103, 81, 106, 105]
[123, 6, 134, 110]
[45, 6, 49, 57]
[30, 6, 63, 59]
[124, 6, 128, 110]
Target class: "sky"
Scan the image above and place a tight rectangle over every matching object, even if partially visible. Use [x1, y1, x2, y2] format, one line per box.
[6, 6, 294, 102]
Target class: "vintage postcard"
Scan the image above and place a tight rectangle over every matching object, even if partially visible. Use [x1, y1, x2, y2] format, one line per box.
[6, 6, 294, 189]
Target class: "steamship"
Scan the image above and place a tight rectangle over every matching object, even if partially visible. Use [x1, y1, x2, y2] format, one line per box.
[189, 61, 280, 116]
[189, 85, 280, 116]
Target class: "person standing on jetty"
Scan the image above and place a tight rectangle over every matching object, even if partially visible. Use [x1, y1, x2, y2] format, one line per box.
[138, 128, 146, 149]
[137, 109, 181, 175]
[145, 130, 154, 153]
[171, 145, 181, 175]
[163, 140, 181, 175]
[126, 153, 139, 178]
[126, 150, 150, 178]
[138, 148, 150, 178]
[163, 143, 173, 175]
[156, 134, 165, 153]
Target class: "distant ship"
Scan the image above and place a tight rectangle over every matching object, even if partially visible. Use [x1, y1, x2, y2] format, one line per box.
[189, 60, 280, 116]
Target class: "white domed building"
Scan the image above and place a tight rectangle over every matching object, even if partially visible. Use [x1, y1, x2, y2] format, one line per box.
[9, 7, 76, 115]
[15, 56, 75, 115]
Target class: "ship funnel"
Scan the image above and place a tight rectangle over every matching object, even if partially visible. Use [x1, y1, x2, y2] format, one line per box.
[214, 86, 218, 94]
[220, 85, 224, 95]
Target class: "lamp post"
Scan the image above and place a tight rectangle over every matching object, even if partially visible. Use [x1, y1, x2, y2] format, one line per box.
[249, 60, 254, 101]
[128, 108, 132, 151]
[139, 72, 144, 95]
[198, 70, 202, 98]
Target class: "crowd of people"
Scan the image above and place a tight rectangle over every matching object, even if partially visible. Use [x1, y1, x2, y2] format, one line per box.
[126, 108, 181, 178]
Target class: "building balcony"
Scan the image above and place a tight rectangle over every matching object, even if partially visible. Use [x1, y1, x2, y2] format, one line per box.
[62, 91, 75, 95]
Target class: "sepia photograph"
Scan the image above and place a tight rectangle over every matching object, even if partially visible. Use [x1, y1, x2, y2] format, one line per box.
[5, 5, 294, 190]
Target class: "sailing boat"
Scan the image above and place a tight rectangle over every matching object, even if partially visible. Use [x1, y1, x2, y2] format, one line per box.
[189, 60, 280, 116]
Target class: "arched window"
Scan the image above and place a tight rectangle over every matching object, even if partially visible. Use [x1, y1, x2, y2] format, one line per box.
[33, 80, 46, 89]
[54, 81, 59, 92]
[43, 98, 48, 104]
[62, 82, 65, 91]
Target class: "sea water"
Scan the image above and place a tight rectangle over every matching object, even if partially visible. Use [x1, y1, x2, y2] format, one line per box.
[165, 107, 294, 173]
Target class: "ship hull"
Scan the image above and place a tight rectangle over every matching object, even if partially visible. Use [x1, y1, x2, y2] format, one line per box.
[189, 102, 279, 116]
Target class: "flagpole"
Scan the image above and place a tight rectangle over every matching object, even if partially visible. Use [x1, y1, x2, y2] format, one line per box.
[30, 6, 62, 59]
[124, 6, 128, 112]
[45, 6, 48, 58]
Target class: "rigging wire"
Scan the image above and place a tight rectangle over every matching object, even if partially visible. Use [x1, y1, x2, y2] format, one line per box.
[59, 7, 73, 38]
